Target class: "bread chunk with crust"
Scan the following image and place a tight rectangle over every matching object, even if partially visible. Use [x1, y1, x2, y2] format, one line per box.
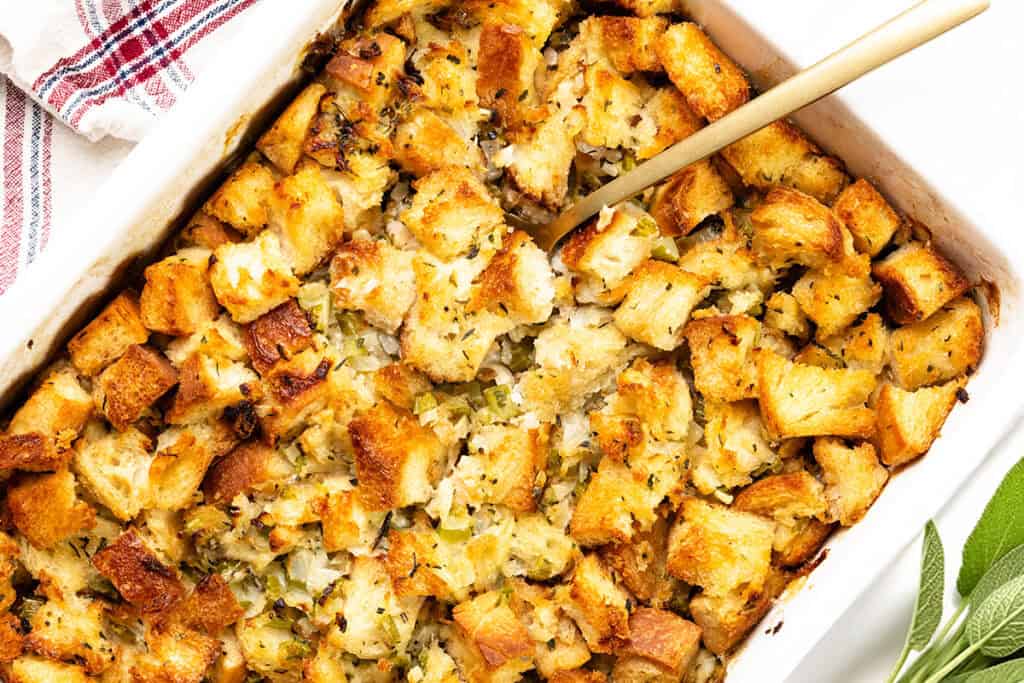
[684, 314, 759, 402]
[460, 425, 549, 512]
[10, 365, 92, 451]
[874, 379, 962, 467]
[91, 530, 185, 614]
[204, 160, 274, 236]
[470, 230, 556, 325]
[834, 178, 901, 256]
[813, 437, 888, 526]
[257, 82, 326, 174]
[148, 420, 238, 510]
[7, 470, 94, 549]
[649, 160, 734, 236]
[873, 242, 970, 324]
[394, 109, 484, 178]
[889, 296, 983, 390]
[689, 568, 790, 655]
[614, 261, 710, 351]
[93, 345, 178, 430]
[580, 16, 667, 73]
[242, 300, 313, 375]
[690, 400, 780, 495]
[68, 291, 149, 376]
[72, 423, 153, 521]
[331, 237, 416, 333]
[656, 23, 749, 121]
[401, 168, 504, 260]
[210, 231, 301, 324]
[477, 22, 542, 129]
[792, 254, 882, 340]
[266, 161, 346, 276]
[751, 187, 850, 269]
[202, 441, 290, 506]
[561, 554, 631, 654]
[571, 459, 659, 546]
[453, 591, 533, 669]
[621, 608, 702, 678]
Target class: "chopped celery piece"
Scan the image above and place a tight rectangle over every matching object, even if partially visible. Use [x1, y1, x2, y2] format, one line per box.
[337, 310, 361, 336]
[444, 396, 473, 418]
[280, 638, 313, 660]
[633, 215, 659, 237]
[651, 236, 680, 262]
[438, 527, 472, 543]
[413, 392, 438, 415]
[381, 614, 401, 645]
[454, 381, 485, 409]
[484, 385, 515, 418]
[507, 341, 533, 372]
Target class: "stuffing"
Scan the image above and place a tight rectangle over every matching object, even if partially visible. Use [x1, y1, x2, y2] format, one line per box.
[180, 210, 242, 250]
[477, 22, 542, 129]
[317, 488, 386, 554]
[257, 82, 327, 174]
[0, 614, 21, 664]
[72, 422, 153, 521]
[570, 459, 659, 546]
[465, 0, 568, 47]
[550, 672, 607, 683]
[452, 591, 534, 670]
[666, 497, 774, 599]
[764, 291, 811, 340]
[509, 514, 576, 581]
[322, 150, 396, 229]
[834, 178, 901, 256]
[580, 63, 650, 151]
[394, 108, 485, 177]
[414, 38, 486, 133]
[132, 623, 220, 682]
[0, 433, 63, 474]
[326, 33, 407, 114]
[266, 160, 346, 276]
[813, 437, 888, 526]
[873, 242, 971, 324]
[507, 581, 590, 677]
[209, 230, 301, 324]
[722, 120, 847, 204]
[874, 379, 962, 467]
[733, 471, 828, 524]
[500, 95, 585, 208]
[684, 315, 760, 402]
[613, 357, 692, 441]
[621, 608, 702, 679]
[774, 518, 834, 569]
[364, 0, 453, 28]
[580, 16, 667, 73]
[600, 517, 677, 608]
[166, 314, 249, 367]
[589, 410, 644, 462]
[259, 348, 334, 440]
[656, 23, 749, 121]
[792, 254, 882, 340]
[204, 160, 274, 236]
[386, 525, 475, 600]
[636, 87, 705, 160]
[242, 300, 313, 375]
[690, 400, 780, 495]
[675, 215, 774, 291]
[4, 657, 92, 683]
[67, 290, 149, 377]
[93, 345, 178, 430]
[889, 296, 983, 390]
[7, 470, 94, 549]
[818, 312, 889, 375]
[139, 247, 220, 336]
[9, 365, 92, 451]
[236, 612, 310, 679]
[649, 160, 734, 236]
[750, 186, 850, 269]
[460, 425, 549, 512]
[166, 353, 260, 425]
[92, 530, 186, 613]
[373, 362, 432, 413]
[562, 204, 659, 294]
[331, 236, 417, 333]
[614, 261, 710, 350]
[349, 401, 446, 510]
[148, 420, 238, 510]
[561, 553, 631, 653]
[596, 0, 678, 16]
[470, 230, 556, 324]
[757, 350, 876, 440]
[201, 441, 291, 505]
[25, 592, 112, 674]
[688, 569, 789, 655]
[401, 168, 505, 260]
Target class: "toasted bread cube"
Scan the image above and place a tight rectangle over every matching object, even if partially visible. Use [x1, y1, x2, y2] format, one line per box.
[204, 161, 274, 236]
[166, 314, 248, 367]
[889, 297, 983, 390]
[690, 400, 779, 494]
[722, 120, 847, 204]
[477, 22, 541, 128]
[180, 210, 242, 251]
[601, 517, 676, 608]
[580, 63, 651, 151]
[734, 472, 827, 523]
[774, 518, 835, 568]
[266, 161, 346, 276]
[68, 291, 149, 376]
[26, 592, 112, 674]
[461, 425, 548, 512]
[793, 255, 882, 340]
[72, 423, 153, 521]
[465, 0, 566, 46]
[616, 358, 692, 441]
[148, 420, 237, 510]
[813, 437, 888, 526]
[0, 433, 63, 474]
[751, 187, 849, 269]
[7, 470, 94, 549]
[387, 525, 476, 600]
[666, 497, 773, 598]
[596, 0, 677, 16]
[684, 314, 759, 402]
[764, 291, 811, 340]
[452, 591, 533, 670]
[470, 230, 556, 325]
[571, 459, 658, 546]
[875, 380, 961, 467]
[508, 582, 590, 676]
[562, 204, 658, 292]
[834, 178, 900, 256]
[873, 242, 970, 325]
[350, 402, 445, 511]
[257, 82, 326, 174]
[202, 441, 290, 506]
[757, 350, 876, 440]
[614, 261, 710, 350]
[167, 353, 260, 425]
[133, 622, 220, 682]
[414, 38, 484, 132]
[402, 168, 504, 260]
[318, 489, 387, 556]
[242, 300, 313, 375]
[0, 613, 21, 664]
[622, 608, 702, 677]
[689, 569, 789, 655]
[649, 160, 734, 236]
[562, 554, 631, 653]
[9, 366, 92, 450]
[636, 88, 704, 161]
[676, 215, 774, 291]
[372, 363, 431, 413]
[323, 150, 395, 230]
[164, 574, 245, 635]
[210, 231, 301, 324]
[93, 345, 178, 430]
[818, 312, 889, 375]
[394, 109, 484, 177]
[589, 411, 644, 462]
[92, 530, 185, 613]
[501, 100, 585, 208]
[259, 349, 333, 440]
[5, 657, 92, 683]
[656, 23, 748, 121]
[581, 16, 667, 73]
[364, 0, 452, 27]
[330, 237, 416, 334]
[139, 247, 219, 336]
[236, 612, 308, 679]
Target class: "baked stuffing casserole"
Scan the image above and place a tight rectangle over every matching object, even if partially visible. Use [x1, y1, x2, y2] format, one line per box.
[0, 1, 985, 681]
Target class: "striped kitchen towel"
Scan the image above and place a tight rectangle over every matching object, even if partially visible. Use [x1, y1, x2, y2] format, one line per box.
[0, 0, 260, 294]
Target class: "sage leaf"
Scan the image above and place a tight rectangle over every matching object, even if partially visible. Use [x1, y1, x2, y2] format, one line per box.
[972, 546, 1024, 608]
[959, 459, 1024, 597]
[967, 574, 1024, 657]
[887, 521, 945, 682]
[962, 659, 1024, 682]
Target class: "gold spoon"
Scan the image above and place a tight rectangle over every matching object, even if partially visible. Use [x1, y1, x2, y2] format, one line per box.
[525, 0, 989, 252]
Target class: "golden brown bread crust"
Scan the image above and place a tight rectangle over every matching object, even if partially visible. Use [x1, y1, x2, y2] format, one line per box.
[0, 434, 64, 473]
[0, 614, 22, 664]
[6, 470, 94, 550]
[201, 441, 282, 505]
[92, 531, 186, 614]
[873, 242, 970, 325]
[93, 345, 178, 430]
[242, 300, 313, 375]
[656, 23, 749, 121]
[68, 291, 150, 377]
[453, 591, 533, 668]
[649, 160, 734, 236]
[477, 23, 537, 128]
[834, 178, 900, 256]
[623, 608, 702, 676]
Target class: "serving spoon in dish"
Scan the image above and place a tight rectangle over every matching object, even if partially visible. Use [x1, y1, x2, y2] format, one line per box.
[525, 0, 989, 252]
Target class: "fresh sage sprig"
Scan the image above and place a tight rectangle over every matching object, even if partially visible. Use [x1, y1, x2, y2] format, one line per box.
[888, 458, 1024, 683]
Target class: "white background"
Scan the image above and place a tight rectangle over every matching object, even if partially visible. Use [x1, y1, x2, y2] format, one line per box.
[731, 1, 1024, 680]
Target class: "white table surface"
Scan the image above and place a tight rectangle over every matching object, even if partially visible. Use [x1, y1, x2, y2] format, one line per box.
[738, 1, 1024, 680]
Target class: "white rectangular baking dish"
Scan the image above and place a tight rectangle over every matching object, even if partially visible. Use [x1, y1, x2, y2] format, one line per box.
[0, 1, 1020, 681]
